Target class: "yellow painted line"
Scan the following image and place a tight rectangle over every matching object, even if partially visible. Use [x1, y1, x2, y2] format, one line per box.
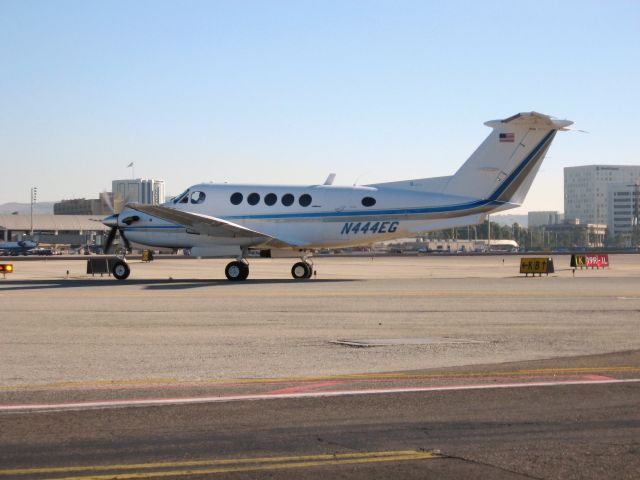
[3, 366, 639, 391]
[0, 450, 439, 478]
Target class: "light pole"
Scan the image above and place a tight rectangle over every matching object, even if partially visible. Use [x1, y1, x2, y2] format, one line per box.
[30, 186, 38, 236]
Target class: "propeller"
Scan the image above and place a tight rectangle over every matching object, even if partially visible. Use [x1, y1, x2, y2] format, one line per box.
[98, 191, 142, 254]
[102, 212, 138, 254]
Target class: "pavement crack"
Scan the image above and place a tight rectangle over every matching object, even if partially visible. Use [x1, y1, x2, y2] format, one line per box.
[441, 452, 543, 479]
[315, 436, 361, 451]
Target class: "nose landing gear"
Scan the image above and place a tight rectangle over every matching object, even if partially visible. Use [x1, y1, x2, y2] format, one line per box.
[112, 259, 131, 280]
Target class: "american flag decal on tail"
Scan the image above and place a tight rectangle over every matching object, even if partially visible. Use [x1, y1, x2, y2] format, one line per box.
[499, 133, 515, 143]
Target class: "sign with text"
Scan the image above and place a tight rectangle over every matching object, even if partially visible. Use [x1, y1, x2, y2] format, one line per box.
[520, 257, 554, 276]
[570, 253, 609, 269]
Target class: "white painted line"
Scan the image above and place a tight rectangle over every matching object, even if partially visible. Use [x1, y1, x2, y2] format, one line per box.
[2, 378, 639, 413]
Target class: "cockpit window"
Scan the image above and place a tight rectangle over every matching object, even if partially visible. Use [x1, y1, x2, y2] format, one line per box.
[190, 191, 206, 204]
[173, 189, 189, 204]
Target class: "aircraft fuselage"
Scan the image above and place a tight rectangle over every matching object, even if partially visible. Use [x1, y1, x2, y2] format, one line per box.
[120, 183, 496, 250]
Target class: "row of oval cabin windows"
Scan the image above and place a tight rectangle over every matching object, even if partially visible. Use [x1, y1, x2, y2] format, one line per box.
[230, 192, 377, 208]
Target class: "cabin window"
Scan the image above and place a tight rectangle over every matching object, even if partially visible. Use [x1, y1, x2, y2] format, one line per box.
[248, 192, 260, 205]
[282, 193, 294, 206]
[179, 194, 189, 203]
[265, 193, 277, 206]
[361, 197, 376, 207]
[230, 192, 243, 205]
[190, 191, 206, 204]
[299, 194, 312, 207]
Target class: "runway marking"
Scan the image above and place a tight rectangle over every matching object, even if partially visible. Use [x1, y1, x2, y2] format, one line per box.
[1, 378, 639, 413]
[263, 380, 345, 395]
[3, 366, 639, 392]
[0, 450, 440, 478]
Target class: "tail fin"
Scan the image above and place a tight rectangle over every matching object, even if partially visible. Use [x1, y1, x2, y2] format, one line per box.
[442, 112, 572, 204]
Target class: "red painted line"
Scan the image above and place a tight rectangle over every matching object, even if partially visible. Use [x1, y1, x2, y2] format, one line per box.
[1, 378, 638, 413]
[582, 374, 616, 381]
[264, 381, 345, 395]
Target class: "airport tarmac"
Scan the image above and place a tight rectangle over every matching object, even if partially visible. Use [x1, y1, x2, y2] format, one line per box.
[0, 255, 639, 386]
[1, 255, 639, 478]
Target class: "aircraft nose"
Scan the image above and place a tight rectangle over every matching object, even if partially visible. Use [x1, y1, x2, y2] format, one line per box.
[102, 213, 118, 228]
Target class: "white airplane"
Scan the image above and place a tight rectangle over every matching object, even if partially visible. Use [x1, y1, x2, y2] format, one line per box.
[102, 111, 572, 281]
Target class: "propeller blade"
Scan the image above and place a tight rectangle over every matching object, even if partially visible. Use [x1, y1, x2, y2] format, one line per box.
[104, 227, 117, 253]
[101, 191, 115, 214]
[119, 229, 131, 251]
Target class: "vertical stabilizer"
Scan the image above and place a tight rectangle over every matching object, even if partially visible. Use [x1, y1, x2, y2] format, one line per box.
[442, 112, 572, 204]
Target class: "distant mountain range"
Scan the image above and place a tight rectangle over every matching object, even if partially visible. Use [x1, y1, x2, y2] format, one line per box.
[0, 202, 55, 215]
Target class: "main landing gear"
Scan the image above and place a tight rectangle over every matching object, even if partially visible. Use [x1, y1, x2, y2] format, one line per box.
[291, 261, 313, 279]
[225, 260, 250, 281]
[223, 253, 315, 281]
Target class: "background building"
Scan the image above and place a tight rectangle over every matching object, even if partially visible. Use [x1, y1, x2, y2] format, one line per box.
[0, 215, 108, 248]
[112, 179, 165, 211]
[544, 220, 607, 249]
[607, 182, 640, 246]
[53, 195, 112, 215]
[564, 165, 640, 226]
[528, 211, 564, 227]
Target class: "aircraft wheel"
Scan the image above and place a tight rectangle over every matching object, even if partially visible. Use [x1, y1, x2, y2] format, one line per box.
[291, 261, 312, 280]
[112, 260, 130, 280]
[225, 261, 249, 281]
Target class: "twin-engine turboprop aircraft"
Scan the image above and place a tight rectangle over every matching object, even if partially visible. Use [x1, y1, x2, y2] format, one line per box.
[102, 111, 572, 281]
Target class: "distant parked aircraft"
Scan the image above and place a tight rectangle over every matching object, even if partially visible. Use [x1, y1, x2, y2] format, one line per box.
[0, 240, 38, 256]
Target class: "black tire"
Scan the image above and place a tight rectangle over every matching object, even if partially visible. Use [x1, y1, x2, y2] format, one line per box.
[112, 260, 130, 280]
[291, 261, 312, 280]
[225, 261, 249, 281]
[305, 264, 314, 278]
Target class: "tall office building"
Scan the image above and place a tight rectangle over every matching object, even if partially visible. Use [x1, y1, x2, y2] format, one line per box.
[564, 165, 640, 226]
[112, 179, 165, 211]
[607, 182, 640, 245]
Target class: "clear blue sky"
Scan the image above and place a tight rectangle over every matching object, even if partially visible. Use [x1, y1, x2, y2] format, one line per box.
[1, 1, 639, 213]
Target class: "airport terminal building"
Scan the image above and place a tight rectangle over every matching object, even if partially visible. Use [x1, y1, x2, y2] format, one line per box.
[0, 215, 108, 250]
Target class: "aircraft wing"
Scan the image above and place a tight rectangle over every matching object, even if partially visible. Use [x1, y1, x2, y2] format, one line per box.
[127, 204, 296, 248]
